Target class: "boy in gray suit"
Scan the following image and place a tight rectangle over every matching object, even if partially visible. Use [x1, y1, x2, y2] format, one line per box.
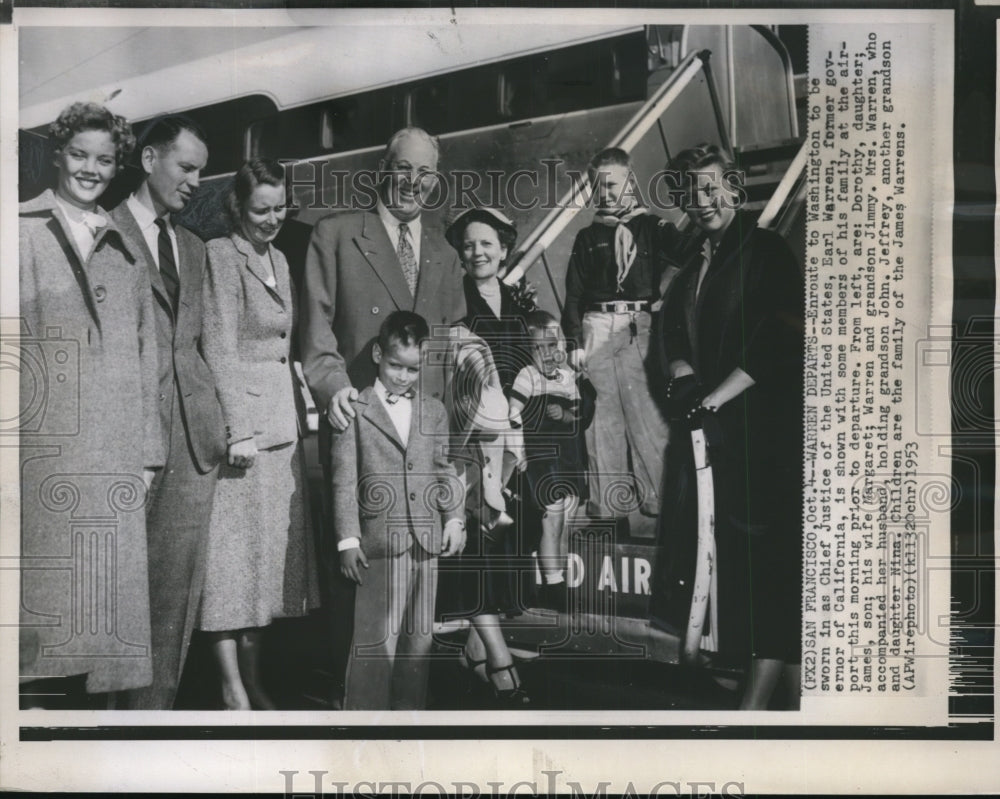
[330, 311, 466, 710]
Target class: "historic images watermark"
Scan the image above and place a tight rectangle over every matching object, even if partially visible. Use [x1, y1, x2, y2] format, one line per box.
[280, 162, 748, 215]
[280, 769, 746, 797]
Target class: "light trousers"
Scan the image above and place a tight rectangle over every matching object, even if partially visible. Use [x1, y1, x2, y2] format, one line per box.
[344, 544, 437, 710]
[581, 310, 669, 517]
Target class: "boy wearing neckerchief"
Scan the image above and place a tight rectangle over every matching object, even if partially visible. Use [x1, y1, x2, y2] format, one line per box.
[562, 147, 686, 519]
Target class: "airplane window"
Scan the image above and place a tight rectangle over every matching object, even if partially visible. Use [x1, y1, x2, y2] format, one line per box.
[498, 61, 546, 121]
[249, 88, 398, 161]
[545, 37, 644, 113]
[451, 68, 503, 130]
[612, 37, 648, 100]
[408, 81, 450, 136]
[167, 95, 276, 176]
[249, 105, 325, 162]
[498, 33, 645, 122]
[775, 25, 808, 75]
[407, 67, 497, 136]
[320, 97, 362, 151]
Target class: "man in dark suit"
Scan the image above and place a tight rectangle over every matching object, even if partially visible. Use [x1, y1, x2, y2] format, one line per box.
[299, 127, 465, 705]
[112, 116, 226, 710]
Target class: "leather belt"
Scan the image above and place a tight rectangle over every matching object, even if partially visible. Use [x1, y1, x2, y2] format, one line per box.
[587, 300, 651, 313]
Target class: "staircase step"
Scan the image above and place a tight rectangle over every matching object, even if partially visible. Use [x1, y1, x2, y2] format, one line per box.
[734, 137, 804, 167]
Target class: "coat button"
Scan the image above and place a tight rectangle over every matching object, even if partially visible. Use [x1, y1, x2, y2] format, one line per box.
[372, 306, 380, 314]
[94, 285, 106, 302]
[280, 356, 287, 364]
[407, 463, 413, 471]
[409, 492, 416, 501]
[280, 332, 287, 339]
[159, 393, 166, 401]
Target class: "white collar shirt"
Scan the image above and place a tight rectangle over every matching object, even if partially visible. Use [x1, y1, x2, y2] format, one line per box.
[127, 193, 178, 273]
[53, 195, 102, 262]
[377, 200, 422, 271]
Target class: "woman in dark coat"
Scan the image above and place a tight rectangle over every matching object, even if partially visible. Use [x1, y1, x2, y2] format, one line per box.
[652, 144, 804, 709]
[443, 206, 535, 706]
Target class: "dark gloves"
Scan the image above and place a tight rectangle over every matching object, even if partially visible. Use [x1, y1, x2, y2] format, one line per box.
[666, 374, 702, 421]
[685, 402, 723, 449]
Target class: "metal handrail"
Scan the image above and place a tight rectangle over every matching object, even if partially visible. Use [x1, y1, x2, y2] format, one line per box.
[503, 49, 713, 285]
[755, 139, 808, 231]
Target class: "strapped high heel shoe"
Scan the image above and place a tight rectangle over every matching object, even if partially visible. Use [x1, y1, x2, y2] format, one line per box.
[458, 647, 489, 684]
[487, 663, 531, 707]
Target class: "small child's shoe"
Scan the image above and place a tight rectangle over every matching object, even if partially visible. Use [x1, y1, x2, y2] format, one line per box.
[493, 510, 514, 528]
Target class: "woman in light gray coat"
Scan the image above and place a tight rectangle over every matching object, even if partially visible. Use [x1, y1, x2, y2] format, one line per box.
[198, 159, 319, 710]
[19, 102, 163, 700]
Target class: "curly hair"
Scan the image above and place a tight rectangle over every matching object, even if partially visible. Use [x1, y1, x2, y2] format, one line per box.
[49, 102, 135, 166]
[224, 158, 287, 232]
[669, 142, 734, 177]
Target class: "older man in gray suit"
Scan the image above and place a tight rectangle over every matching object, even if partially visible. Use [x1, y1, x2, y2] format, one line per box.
[112, 116, 226, 710]
[299, 127, 465, 705]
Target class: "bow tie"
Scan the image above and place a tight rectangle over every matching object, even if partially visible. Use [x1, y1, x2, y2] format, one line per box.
[81, 211, 107, 236]
[384, 389, 415, 405]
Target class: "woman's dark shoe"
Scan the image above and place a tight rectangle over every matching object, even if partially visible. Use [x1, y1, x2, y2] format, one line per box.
[458, 647, 489, 684]
[488, 663, 531, 708]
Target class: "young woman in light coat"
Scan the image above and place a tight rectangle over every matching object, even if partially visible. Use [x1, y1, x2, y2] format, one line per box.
[19, 102, 163, 702]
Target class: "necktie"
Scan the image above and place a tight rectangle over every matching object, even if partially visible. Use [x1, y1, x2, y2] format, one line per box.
[384, 388, 415, 405]
[397, 222, 418, 296]
[154, 218, 181, 313]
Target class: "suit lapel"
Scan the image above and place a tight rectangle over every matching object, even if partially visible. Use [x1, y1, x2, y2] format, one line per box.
[359, 388, 406, 451]
[413, 224, 447, 319]
[175, 225, 200, 319]
[696, 214, 752, 319]
[270, 244, 291, 307]
[353, 212, 412, 311]
[113, 204, 173, 319]
[231, 233, 285, 304]
[44, 198, 102, 329]
[406, 393, 425, 453]
[691, 214, 753, 370]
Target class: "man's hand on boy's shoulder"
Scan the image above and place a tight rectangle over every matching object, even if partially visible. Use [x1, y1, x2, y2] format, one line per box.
[328, 386, 359, 432]
[440, 519, 466, 557]
[340, 545, 369, 584]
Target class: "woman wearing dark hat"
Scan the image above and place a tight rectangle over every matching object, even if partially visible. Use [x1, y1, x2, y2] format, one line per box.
[444, 207, 537, 393]
[442, 206, 535, 706]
